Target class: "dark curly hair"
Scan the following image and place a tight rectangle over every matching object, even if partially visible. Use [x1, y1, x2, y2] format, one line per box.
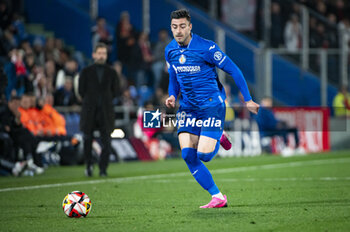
[170, 9, 191, 22]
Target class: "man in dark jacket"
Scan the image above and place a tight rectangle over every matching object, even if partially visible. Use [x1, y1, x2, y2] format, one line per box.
[79, 43, 119, 177]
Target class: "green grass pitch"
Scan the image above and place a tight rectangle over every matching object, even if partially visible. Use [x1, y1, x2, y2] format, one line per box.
[1, 150, 350, 232]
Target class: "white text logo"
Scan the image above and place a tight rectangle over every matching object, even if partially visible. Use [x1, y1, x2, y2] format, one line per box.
[173, 65, 201, 73]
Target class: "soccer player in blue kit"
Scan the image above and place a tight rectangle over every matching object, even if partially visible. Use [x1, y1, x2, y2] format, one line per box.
[165, 9, 260, 208]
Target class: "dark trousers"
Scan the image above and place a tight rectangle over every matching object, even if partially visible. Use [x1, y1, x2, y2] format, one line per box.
[83, 110, 111, 172]
[11, 128, 42, 166]
[0, 132, 14, 161]
[263, 127, 300, 147]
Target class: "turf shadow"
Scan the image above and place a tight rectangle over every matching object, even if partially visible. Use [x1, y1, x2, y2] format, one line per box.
[190, 208, 245, 219]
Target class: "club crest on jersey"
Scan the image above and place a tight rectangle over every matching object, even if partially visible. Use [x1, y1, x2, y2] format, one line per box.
[179, 54, 186, 64]
[214, 51, 222, 61]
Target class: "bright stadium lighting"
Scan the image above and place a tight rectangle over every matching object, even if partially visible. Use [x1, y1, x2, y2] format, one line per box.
[110, 129, 125, 138]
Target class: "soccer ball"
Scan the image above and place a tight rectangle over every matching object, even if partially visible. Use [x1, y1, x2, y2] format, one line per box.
[62, 191, 92, 218]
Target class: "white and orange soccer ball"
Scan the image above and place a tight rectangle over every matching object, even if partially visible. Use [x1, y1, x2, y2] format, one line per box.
[62, 191, 92, 218]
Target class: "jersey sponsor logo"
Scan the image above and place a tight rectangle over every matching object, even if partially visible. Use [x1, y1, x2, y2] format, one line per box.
[214, 51, 222, 61]
[179, 54, 186, 64]
[172, 65, 201, 73]
[209, 45, 215, 50]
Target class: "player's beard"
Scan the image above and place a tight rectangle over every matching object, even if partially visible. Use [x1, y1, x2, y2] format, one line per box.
[177, 33, 191, 46]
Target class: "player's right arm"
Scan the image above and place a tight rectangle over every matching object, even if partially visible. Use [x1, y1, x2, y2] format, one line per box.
[165, 52, 180, 108]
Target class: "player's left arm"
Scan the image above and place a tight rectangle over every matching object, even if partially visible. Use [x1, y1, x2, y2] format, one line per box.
[206, 43, 259, 114]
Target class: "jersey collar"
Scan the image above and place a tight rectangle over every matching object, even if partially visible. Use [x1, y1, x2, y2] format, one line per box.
[178, 33, 193, 49]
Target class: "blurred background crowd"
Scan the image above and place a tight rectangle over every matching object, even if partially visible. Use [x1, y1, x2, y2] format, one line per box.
[1, 0, 350, 108]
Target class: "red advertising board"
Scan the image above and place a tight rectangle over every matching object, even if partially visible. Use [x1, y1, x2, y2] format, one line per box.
[272, 107, 330, 153]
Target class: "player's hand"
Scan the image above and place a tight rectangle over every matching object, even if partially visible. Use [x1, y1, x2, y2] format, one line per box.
[165, 95, 176, 108]
[246, 100, 260, 114]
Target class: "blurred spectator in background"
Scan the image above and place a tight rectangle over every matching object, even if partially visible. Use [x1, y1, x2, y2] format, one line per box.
[0, 96, 44, 173]
[24, 50, 35, 75]
[54, 77, 78, 106]
[270, 2, 283, 48]
[54, 38, 64, 52]
[339, 18, 350, 46]
[12, 49, 27, 96]
[4, 49, 27, 99]
[11, 13, 27, 42]
[325, 14, 338, 48]
[19, 40, 31, 55]
[0, 99, 28, 176]
[56, 48, 70, 71]
[284, 14, 302, 52]
[308, 16, 317, 46]
[0, 97, 15, 163]
[255, 97, 304, 155]
[120, 88, 137, 107]
[55, 59, 78, 90]
[150, 87, 167, 107]
[18, 93, 68, 139]
[44, 60, 56, 89]
[333, 85, 350, 117]
[0, 28, 16, 60]
[158, 65, 170, 94]
[128, 32, 153, 90]
[0, 0, 12, 31]
[33, 66, 50, 99]
[32, 37, 45, 65]
[310, 23, 327, 48]
[91, 17, 113, 63]
[112, 60, 128, 92]
[315, 1, 328, 16]
[38, 94, 67, 136]
[53, 38, 63, 62]
[291, 2, 301, 17]
[137, 32, 153, 87]
[44, 37, 56, 65]
[152, 29, 171, 90]
[18, 93, 45, 136]
[116, 11, 137, 70]
[329, 0, 346, 22]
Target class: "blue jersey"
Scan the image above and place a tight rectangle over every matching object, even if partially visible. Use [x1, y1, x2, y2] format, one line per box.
[165, 33, 252, 109]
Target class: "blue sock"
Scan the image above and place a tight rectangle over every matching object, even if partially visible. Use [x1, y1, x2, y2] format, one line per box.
[181, 147, 220, 195]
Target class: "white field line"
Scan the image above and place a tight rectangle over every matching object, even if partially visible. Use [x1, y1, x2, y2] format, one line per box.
[216, 176, 350, 182]
[1, 157, 350, 193]
[150, 177, 350, 183]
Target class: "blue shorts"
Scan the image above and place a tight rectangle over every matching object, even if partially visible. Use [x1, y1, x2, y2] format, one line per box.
[176, 102, 225, 141]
